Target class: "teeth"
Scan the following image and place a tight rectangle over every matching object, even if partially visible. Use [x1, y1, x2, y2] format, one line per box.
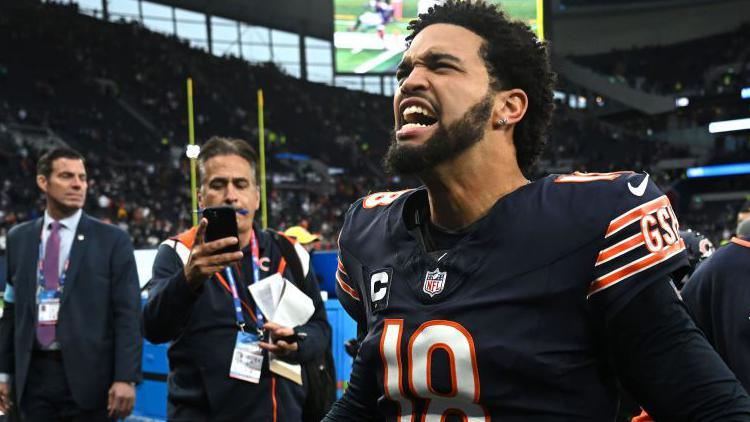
[402, 105, 436, 119]
[401, 123, 431, 129]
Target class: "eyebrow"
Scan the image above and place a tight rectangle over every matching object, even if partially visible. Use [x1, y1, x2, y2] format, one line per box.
[208, 176, 249, 184]
[59, 171, 86, 177]
[397, 52, 463, 73]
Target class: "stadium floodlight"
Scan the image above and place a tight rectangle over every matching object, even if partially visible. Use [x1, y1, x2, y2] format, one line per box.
[675, 97, 689, 107]
[686, 162, 750, 178]
[742, 87, 750, 99]
[186, 144, 201, 159]
[708, 117, 750, 134]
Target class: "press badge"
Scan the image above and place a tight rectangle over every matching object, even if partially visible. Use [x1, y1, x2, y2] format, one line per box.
[38, 291, 60, 324]
[229, 331, 263, 384]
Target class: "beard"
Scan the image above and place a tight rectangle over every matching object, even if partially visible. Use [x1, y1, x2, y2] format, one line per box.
[384, 91, 494, 175]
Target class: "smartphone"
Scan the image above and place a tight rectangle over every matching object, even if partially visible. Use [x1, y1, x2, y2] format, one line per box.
[277, 332, 305, 344]
[202, 206, 239, 255]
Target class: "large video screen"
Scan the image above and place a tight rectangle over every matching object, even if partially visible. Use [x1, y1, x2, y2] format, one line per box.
[333, 0, 543, 74]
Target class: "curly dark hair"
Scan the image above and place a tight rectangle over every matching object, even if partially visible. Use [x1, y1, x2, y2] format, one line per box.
[406, 0, 556, 174]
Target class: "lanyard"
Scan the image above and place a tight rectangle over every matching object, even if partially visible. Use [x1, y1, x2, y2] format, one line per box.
[37, 230, 70, 290]
[221, 230, 265, 334]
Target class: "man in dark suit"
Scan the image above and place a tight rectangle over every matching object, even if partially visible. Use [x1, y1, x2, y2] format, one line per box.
[0, 147, 142, 421]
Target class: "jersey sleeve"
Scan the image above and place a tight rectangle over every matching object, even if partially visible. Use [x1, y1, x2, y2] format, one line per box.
[587, 173, 688, 316]
[335, 201, 367, 328]
[336, 254, 365, 323]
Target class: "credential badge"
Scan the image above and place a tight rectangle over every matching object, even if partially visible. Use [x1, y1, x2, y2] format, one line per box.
[423, 268, 447, 297]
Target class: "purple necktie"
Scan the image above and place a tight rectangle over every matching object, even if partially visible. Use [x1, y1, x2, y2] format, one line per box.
[37, 221, 61, 347]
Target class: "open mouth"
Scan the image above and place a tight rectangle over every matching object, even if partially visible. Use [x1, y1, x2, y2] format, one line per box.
[397, 100, 439, 139]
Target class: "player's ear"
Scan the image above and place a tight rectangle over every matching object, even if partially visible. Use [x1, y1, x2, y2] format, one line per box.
[197, 186, 205, 210]
[492, 88, 528, 129]
[37, 174, 48, 193]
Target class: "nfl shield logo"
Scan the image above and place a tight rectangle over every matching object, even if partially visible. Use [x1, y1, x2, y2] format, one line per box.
[423, 268, 447, 297]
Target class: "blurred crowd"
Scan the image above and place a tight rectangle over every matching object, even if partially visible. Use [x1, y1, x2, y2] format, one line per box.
[0, 0, 747, 252]
[573, 23, 750, 97]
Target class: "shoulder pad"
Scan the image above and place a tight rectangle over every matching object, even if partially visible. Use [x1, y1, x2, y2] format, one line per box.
[159, 238, 191, 265]
[339, 189, 416, 255]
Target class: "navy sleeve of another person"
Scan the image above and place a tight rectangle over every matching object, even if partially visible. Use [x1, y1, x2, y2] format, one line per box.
[682, 238, 750, 391]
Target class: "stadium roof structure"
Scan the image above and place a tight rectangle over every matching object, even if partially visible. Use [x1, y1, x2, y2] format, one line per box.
[148, 0, 334, 40]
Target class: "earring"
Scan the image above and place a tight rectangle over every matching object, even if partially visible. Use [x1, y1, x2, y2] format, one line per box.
[496, 118, 507, 127]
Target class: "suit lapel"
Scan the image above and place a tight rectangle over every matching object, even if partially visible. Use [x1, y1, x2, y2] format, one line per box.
[61, 213, 91, 304]
[21, 219, 44, 301]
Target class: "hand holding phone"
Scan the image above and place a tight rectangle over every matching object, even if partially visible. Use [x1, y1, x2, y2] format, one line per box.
[182, 207, 243, 291]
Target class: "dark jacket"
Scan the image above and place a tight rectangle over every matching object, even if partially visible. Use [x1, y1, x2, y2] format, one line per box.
[143, 225, 331, 421]
[0, 213, 142, 409]
[682, 236, 750, 391]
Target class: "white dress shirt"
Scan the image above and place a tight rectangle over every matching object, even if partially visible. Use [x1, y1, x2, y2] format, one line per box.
[41, 208, 83, 279]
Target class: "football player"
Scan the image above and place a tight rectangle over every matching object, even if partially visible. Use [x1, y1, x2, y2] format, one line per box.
[672, 228, 714, 288]
[681, 231, 750, 391]
[324, 1, 750, 421]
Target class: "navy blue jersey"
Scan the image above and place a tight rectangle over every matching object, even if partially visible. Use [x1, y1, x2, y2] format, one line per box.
[681, 237, 750, 392]
[334, 172, 688, 420]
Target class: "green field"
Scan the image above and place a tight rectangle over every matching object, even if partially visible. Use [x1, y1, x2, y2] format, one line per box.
[333, 20, 410, 35]
[333, 0, 540, 74]
[336, 49, 404, 74]
[500, 0, 538, 24]
[335, 0, 419, 21]
[334, 0, 537, 23]
[335, 49, 384, 73]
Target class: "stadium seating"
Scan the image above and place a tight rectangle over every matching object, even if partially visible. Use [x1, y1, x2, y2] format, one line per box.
[0, 0, 746, 251]
[571, 24, 750, 97]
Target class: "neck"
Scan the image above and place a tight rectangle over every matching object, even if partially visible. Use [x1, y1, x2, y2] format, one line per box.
[238, 228, 253, 250]
[420, 136, 528, 231]
[47, 204, 79, 221]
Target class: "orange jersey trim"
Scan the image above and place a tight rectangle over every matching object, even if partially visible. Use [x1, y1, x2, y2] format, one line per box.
[362, 189, 413, 208]
[606, 196, 671, 238]
[589, 238, 685, 296]
[554, 171, 631, 183]
[271, 375, 278, 422]
[731, 237, 750, 248]
[631, 409, 654, 422]
[336, 259, 360, 301]
[277, 257, 287, 275]
[336, 270, 361, 301]
[596, 233, 645, 266]
[171, 226, 199, 249]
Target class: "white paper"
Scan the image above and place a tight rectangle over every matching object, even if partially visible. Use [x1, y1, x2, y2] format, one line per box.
[272, 279, 315, 328]
[248, 274, 315, 328]
[248, 273, 285, 321]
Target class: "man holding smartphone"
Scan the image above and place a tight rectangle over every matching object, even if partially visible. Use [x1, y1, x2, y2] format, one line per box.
[143, 136, 331, 421]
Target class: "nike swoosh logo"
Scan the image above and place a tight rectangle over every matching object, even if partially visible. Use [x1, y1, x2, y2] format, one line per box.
[437, 253, 448, 262]
[628, 173, 649, 197]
